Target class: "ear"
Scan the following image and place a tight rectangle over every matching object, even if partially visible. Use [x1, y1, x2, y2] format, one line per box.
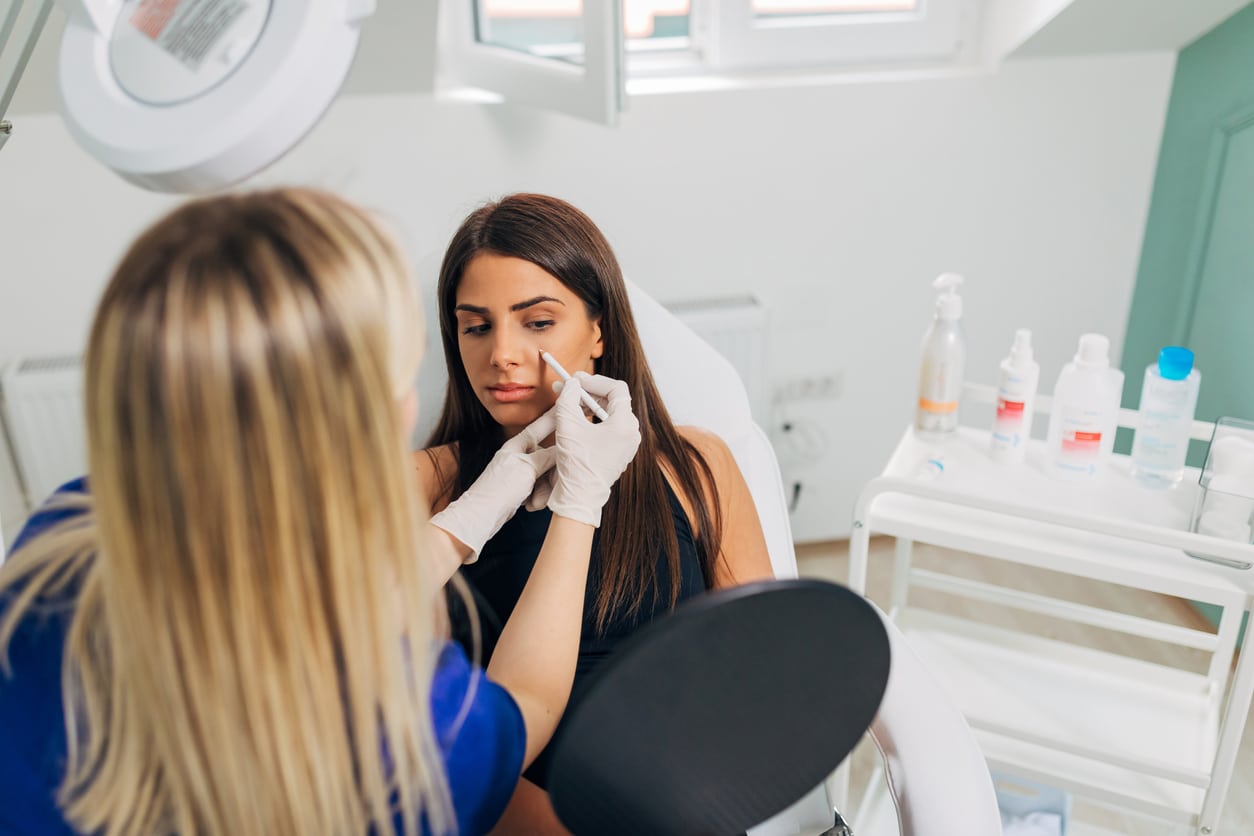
[590, 319, 604, 360]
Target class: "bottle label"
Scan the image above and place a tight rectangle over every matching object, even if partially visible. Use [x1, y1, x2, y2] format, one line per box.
[918, 397, 958, 414]
[991, 398, 1030, 452]
[1062, 430, 1102, 456]
[996, 398, 1026, 420]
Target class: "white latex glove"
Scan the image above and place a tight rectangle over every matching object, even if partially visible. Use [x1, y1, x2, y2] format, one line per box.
[430, 409, 557, 561]
[524, 470, 554, 513]
[547, 372, 641, 527]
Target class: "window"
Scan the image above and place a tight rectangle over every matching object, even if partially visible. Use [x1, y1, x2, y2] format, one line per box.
[439, 0, 967, 124]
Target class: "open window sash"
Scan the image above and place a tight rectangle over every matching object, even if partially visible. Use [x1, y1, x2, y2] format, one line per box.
[441, 0, 626, 126]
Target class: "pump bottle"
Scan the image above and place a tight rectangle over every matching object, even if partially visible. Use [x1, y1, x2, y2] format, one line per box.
[915, 273, 966, 439]
[990, 329, 1040, 464]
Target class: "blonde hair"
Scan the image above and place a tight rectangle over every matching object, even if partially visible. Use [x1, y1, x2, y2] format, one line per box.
[0, 188, 453, 835]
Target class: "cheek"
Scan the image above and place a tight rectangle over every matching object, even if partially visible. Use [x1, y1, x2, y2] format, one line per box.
[457, 337, 485, 369]
[537, 378, 559, 410]
[549, 329, 601, 376]
[573, 342, 599, 375]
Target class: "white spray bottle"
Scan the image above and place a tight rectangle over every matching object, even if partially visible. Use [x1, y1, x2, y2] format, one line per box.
[915, 273, 966, 439]
[990, 329, 1040, 464]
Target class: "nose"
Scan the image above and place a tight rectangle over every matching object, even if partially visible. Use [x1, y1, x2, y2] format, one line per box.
[489, 326, 522, 370]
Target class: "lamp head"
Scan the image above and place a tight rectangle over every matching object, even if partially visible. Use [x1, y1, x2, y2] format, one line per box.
[56, 0, 375, 192]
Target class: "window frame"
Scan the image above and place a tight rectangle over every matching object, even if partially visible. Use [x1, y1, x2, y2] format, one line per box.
[437, 0, 970, 124]
[706, 0, 965, 71]
[439, 0, 626, 125]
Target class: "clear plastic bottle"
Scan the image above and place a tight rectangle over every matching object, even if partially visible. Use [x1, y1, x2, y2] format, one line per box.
[1131, 346, 1201, 489]
[915, 273, 965, 439]
[1045, 334, 1125, 480]
[990, 329, 1040, 465]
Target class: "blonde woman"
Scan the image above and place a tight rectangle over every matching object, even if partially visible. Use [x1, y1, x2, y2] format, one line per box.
[0, 189, 639, 835]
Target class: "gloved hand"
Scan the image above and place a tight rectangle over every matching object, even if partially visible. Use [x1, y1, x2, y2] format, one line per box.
[524, 471, 554, 513]
[547, 372, 641, 527]
[430, 409, 557, 561]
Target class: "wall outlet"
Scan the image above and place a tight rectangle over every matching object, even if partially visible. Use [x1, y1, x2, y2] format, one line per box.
[772, 416, 830, 464]
[769, 396, 848, 542]
[774, 370, 843, 404]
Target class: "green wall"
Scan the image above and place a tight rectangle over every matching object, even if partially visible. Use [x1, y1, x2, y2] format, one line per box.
[1122, 2, 1254, 410]
[1123, 3, 1254, 630]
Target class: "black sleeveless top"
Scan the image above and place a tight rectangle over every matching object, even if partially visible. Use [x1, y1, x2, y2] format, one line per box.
[449, 480, 708, 789]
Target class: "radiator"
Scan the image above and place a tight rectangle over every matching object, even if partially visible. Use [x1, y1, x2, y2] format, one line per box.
[665, 296, 769, 424]
[1, 356, 87, 511]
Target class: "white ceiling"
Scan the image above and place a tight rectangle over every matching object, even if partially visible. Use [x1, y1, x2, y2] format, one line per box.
[5, 1, 431, 116]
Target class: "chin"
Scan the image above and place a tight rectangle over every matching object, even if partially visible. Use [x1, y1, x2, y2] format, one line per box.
[482, 400, 549, 433]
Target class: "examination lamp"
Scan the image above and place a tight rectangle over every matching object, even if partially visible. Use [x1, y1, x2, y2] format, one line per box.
[1, 0, 376, 192]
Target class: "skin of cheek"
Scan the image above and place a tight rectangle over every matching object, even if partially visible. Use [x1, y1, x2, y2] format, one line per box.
[538, 330, 603, 410]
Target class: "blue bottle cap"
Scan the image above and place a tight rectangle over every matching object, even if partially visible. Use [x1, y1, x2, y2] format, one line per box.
[1157, 346, 1194, 380]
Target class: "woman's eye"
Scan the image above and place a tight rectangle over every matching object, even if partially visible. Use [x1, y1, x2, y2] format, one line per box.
[527, 320, 556, 331]
[461, 323, 490, 336]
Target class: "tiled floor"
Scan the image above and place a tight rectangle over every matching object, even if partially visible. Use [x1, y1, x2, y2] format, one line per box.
[796, 537, 1254, 836]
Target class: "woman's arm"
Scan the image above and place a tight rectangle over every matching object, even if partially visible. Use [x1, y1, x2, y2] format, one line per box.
[412, 445, 457, 516]
[412, 451, 587, 769]
[488, 374, 640, 768]
[413, 445, 473, 582]
[678, 426, 776, 589]
[430, 375, 640, 770]
[412, 446, 588, 774]
[485, 514, 595, 768]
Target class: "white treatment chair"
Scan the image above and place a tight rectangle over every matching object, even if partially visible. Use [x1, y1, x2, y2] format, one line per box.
[626, 281, 1003, 836]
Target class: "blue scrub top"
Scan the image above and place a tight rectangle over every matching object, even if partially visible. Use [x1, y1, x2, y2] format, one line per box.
[0, 479, 525, 836]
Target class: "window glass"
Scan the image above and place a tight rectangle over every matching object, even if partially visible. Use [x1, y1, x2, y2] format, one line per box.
[478, 0, 690, 63]
[751, 0, 917, 19]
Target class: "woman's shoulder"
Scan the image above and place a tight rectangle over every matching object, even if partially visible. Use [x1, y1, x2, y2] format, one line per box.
[675, 425, 734, 473]
[412, 444, 458, 512]
[668, 426, 739, 532]
[9, 477, 92, 555]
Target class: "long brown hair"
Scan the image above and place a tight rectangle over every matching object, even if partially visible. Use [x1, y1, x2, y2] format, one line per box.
[426, 193, 723, 630]
[0, 189, 453, 835]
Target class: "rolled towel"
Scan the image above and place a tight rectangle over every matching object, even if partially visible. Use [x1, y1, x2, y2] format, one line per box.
[1197, 510, 1252, 544]
[1208, 433, 1254, 478]
[1201, 485, 1254, 520]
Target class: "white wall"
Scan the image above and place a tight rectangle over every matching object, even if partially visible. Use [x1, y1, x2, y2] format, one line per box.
[0, 50, 1174, 542]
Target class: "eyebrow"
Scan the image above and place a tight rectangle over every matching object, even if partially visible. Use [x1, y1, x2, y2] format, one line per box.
[454, 296, 566, 315]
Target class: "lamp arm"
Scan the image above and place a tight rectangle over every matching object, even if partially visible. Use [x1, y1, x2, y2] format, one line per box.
[0, 0, 55, 130]
[55, 0, 120, 37]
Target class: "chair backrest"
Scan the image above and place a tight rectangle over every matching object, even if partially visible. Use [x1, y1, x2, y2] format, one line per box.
[625, 283, 797, 581]
[627, 281, 1002, 836]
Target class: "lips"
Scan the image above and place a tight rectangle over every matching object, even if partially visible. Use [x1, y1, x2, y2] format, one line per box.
[487, 383, 535, 403]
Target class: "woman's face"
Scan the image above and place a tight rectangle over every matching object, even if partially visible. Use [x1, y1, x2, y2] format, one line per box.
[454, 253, 603, 436]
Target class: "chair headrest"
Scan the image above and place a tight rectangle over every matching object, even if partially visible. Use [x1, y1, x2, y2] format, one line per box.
[625, 280, 754, 442]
